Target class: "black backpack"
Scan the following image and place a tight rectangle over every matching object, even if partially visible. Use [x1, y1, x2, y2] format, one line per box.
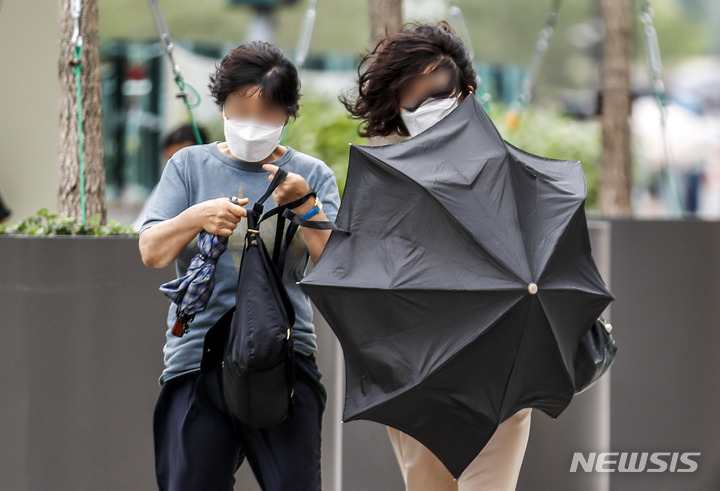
[201, 167, 339, 427]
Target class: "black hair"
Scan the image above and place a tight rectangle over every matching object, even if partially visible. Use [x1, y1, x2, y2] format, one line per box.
[209, 41, 301, 117]
[340, 21, 477, 138]
[162, 124, 209, 148]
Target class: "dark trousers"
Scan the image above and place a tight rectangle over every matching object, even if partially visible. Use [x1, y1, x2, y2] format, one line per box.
[153, 354, 327, 491]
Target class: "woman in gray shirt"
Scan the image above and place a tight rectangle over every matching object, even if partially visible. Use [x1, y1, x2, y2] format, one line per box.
[140, 41, 340, 491]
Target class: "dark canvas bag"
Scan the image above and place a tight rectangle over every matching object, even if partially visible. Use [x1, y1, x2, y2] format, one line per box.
[201, 167, 339, 427]
[573, 316, 618, 394]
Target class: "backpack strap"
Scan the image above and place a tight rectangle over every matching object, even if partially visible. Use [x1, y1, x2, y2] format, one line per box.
[247, 168, 289, 231]
[281, 207, 342, 230]
[250, 169, 350, 273]
[261, 191, 315, 270]
[274, 203, 350, 272]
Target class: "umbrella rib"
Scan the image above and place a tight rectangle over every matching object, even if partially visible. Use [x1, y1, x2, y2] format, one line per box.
[527, 298, 575, 390]
[536, 204, 589, 284]
[505, 140, 586, 195]
[304, 284, 525, 293]
[355, 147, 529, 284]
[348, 293, 527, 415]
[495, 298, 536, 418]
[501, 296, 574, 418]
[354, 289, 524, 346]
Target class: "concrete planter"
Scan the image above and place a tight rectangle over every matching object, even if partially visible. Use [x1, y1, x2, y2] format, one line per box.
[0, 236, 171, 490]
[0, 235, 354, 491]
[2, 219, 720, 490]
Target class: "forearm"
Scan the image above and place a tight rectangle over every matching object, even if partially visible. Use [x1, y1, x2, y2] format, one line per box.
[299, 211, 332, 264]
[139, 206, 203, 269]
[293, 199, 332, 264]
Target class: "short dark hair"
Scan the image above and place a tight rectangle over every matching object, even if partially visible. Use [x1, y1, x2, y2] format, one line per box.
[209, 41, 301, 117]
[162, 124, 209, 148]
[340, 21, 477, 138]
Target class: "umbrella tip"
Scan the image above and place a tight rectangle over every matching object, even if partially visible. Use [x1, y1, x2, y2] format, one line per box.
[528, 283, 538, 295]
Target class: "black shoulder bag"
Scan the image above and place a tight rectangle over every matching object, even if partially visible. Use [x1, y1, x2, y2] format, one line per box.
[201, 167, 342, 427]
[573, 316, 618, 394]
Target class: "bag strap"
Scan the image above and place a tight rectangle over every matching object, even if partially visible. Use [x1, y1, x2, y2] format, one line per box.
[281, 207, 341, 230]
[246, 168, 288, 231]
[248, 168, 350, 273]
[259, 190, 349, 273]
[259, 191, 312, 270]
[274, 205, 350, 272]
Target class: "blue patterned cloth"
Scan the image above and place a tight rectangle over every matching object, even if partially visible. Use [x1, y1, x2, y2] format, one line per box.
[159, 230, 230, 333]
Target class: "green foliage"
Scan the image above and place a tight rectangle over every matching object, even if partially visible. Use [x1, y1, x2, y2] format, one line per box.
[492, 105, 601, 210]
[283, 98, 367, 196]
[98, 0, 370, 53]
[0, 209, 137, 236]
[98, 0, 711, 113]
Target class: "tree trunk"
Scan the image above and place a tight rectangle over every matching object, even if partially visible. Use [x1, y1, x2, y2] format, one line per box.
[368, 0, 403, 146]
[58, 0, 106, 223]
[369, 0, 403, 49]
[599, 0, 632, 217]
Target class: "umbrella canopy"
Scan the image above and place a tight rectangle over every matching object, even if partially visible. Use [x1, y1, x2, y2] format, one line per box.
[299, 94, 614, 477]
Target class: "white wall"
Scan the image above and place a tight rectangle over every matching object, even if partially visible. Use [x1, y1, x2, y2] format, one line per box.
[0, 0, 59, 221]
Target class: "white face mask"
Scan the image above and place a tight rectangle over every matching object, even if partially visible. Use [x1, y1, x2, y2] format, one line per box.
[222, 107, 285, 162]
[400, 96, 460, 137]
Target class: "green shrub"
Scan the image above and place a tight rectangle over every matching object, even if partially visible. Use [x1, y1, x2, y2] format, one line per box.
[0, 208, 137, 236]
[283, 98, 367, 196]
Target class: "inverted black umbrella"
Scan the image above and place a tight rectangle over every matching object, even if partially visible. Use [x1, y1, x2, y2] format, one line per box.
[299, 94, 614, 478]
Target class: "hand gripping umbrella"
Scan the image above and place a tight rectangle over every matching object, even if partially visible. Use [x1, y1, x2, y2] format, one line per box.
[298, 95, 614, 477]
[159, 198, 239, 337]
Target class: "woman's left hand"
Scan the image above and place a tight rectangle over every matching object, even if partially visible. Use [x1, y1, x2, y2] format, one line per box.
[262, 163, 331, 263]
[262, 163, 312, 210]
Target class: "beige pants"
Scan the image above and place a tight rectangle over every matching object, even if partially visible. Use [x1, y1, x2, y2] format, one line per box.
[387, 408, 532, 491]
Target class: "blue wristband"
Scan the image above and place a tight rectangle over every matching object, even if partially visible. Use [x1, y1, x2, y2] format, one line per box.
[300, 204, 320, 220]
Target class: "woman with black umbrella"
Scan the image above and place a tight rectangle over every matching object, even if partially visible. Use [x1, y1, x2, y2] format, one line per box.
[340, 21, 533, 491]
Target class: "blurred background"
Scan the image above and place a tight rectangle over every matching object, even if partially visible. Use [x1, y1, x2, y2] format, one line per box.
[2, 2, 720, 490]
[97, 0, 720, 222]
[3, 0, 720, 226]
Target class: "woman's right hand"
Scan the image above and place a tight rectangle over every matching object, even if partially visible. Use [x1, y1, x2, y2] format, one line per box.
[140, 196, 250, 269]
[195, 197, 249, 236]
